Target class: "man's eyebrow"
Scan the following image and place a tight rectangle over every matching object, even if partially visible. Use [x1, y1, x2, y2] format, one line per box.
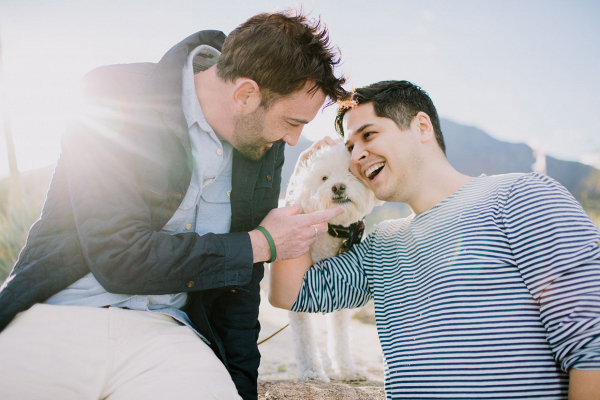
[345, 123, 374, 142]
[344, 123, 374, 145]
[355, 123, 374, 134]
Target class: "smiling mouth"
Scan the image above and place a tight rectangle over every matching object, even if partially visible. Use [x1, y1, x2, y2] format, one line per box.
[332, 196, 351, 204]
[365, 162, 385, 180]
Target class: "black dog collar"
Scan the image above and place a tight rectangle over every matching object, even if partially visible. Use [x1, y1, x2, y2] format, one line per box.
[328, 220, 365, 254]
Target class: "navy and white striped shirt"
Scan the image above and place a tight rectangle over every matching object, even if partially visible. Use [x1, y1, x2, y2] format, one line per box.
[291, 173, 600, 399]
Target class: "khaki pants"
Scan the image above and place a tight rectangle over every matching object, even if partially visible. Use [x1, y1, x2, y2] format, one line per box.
[0, 304, 241, 400]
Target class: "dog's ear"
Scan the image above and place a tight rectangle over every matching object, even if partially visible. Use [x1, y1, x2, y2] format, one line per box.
[290, 155, 310, 181]
[297, 156, 310, 172]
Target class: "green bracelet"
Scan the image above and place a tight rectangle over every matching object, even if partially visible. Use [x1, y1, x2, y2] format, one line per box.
[255, 226, 277, 263]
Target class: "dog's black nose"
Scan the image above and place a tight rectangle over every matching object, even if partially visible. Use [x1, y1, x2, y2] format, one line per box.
[332, 183, 346, 194]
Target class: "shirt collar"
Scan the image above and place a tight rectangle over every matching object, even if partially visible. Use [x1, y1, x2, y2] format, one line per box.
[181, 45, 221, 133]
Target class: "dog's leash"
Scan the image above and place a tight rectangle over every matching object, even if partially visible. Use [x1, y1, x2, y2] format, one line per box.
[257, 323, 289, 345]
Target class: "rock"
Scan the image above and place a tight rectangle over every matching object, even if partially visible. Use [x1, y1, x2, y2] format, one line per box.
[258, 380, 385, 400]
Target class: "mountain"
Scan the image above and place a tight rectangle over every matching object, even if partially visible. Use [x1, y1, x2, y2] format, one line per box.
[282, 118, 600, 231]
[442, 119, 600, 210]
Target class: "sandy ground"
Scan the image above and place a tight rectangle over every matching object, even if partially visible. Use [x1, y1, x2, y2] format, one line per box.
[257, 286, 385, 384]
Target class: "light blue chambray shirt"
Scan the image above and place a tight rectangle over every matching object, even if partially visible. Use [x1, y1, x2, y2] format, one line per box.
[45, 45, 233, 344]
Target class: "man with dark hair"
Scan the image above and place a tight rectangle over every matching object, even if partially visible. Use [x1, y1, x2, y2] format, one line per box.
[0, 10, 344, 400]
[270, 80, 600, 399]
[334, 80, 446, 154]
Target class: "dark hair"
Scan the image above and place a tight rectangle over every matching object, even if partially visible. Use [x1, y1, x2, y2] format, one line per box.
[217, 9, 347, 107]
[335, 80, 445, 154]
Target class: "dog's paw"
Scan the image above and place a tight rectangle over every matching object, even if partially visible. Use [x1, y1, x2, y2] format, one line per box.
[338, 365, 369, 382]
[298, 368, 330, 382]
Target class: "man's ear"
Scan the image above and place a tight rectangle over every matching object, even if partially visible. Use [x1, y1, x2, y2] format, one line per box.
[232, 78, 261, 115]
[415, 112, 434, 144]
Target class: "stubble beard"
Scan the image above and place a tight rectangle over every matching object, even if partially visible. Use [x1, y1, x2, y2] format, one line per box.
[232, 107, 271, 161]
[384, 152, 423, 204]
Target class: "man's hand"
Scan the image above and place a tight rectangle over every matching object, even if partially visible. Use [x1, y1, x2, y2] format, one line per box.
[249, 204, 344, 263]
[569, 369, 600, 400]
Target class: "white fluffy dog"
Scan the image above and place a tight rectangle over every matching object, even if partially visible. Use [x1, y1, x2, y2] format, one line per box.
[286, 142, 381, 382]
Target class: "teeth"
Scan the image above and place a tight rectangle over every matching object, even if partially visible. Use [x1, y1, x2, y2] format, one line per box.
[365, 162, 385, 178]
[333, 196, 351, 203]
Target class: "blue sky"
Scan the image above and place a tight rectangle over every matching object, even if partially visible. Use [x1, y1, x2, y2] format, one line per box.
[1, 0, 599, 177]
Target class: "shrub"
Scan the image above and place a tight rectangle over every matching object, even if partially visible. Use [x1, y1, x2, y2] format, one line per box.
[0, 168, 52, 282]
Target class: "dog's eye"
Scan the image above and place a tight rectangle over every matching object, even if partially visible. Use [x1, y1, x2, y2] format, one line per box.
[322, 176, 328, 181]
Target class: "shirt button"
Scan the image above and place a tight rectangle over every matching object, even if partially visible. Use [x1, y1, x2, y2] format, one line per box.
[227, 190, 231, 197]
[230, 289, 237, 293]
[217, 148, 223, 156]
[176, 193, 182, 199]
[266, 175, 272, 181]
[187, 280, 195, 288]
[185, 223, 192, 230]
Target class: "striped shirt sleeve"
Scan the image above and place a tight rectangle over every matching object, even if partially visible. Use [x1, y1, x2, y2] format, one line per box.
[502, 172, 600, 372]
[290, 234, 374, 313]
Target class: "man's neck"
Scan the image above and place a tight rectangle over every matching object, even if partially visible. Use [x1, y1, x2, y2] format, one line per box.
[194, 66, 233, 140]
[406, 158, 473, 215]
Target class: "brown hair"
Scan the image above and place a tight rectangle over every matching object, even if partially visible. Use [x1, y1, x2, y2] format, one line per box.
[217, 9, 347, 107]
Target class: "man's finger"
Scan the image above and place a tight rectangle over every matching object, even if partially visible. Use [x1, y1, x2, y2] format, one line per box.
[300, 137, 340, 162]
[322, 136, 340, 146]
[314, 222, 329, 236]
[280, 203, 301, 216]
[302, 206, 344, 225]
[306, 222, 328, 239]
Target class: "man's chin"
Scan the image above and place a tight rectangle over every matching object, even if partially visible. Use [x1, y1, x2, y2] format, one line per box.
[372, 183, 393, 203]
[237, 144, 271, 161]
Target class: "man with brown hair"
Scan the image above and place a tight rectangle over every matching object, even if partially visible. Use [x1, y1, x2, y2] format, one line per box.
[0, 10, 344, 400]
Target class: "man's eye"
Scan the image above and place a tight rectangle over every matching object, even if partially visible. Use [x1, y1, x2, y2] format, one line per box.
[322, 176, 328, 181]
[288, 122, 300, 127]
[346, 145, 354, 152]
[364, 131, 374, 139]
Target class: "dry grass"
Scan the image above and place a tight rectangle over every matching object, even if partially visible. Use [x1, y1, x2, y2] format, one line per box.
[0, 168, 53, 282]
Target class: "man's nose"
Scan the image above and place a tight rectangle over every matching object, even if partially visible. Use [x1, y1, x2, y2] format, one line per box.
[331, 183, 346, 194]
[351, 143, 367, 162]
[282, 131, 301, 147]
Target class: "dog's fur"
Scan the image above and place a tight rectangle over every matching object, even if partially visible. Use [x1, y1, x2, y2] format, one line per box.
[286, 142, 381, 382]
